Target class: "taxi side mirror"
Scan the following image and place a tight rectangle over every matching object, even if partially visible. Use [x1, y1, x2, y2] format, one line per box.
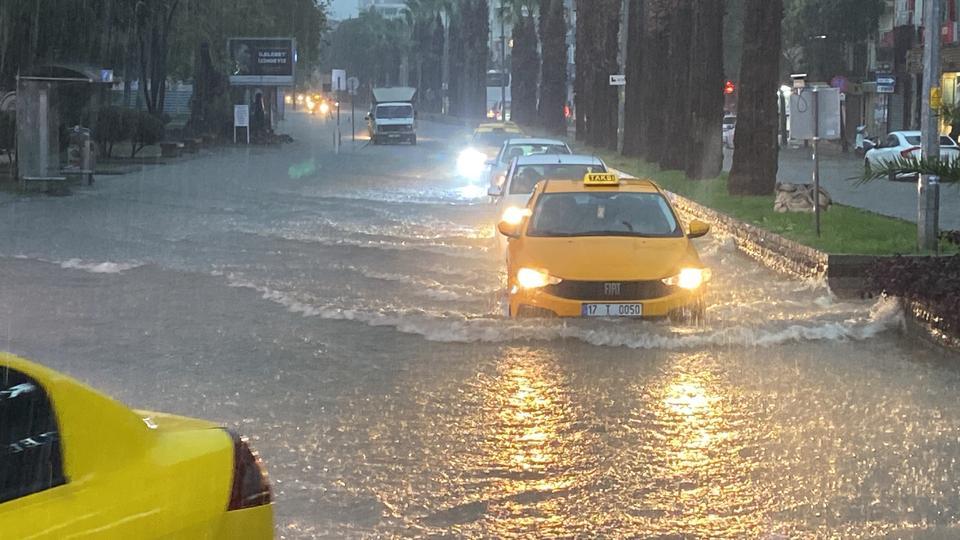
[687, 220, 710, 239]
[488, 185, 503, 198]
[497, 220, 521, 238]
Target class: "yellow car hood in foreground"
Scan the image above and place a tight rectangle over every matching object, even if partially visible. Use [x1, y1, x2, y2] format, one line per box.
[514, 236, 702, 281]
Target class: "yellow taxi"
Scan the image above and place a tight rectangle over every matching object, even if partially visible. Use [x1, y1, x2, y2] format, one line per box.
[497, 173, 711, 322]
[457, 122, 524, 180]
[0, 353, 273, 538]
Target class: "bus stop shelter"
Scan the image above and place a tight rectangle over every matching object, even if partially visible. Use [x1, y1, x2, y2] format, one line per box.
[15, 65, 113, 187]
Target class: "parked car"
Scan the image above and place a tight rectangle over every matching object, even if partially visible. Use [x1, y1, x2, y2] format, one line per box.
[722, 114, 736, 149]
[864, 131, 960, 181]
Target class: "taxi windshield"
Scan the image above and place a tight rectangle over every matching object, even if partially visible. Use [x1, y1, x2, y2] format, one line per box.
[527, 192, 681, 238]
[509, 164, 604, 194]
[473, 131, 513, 147]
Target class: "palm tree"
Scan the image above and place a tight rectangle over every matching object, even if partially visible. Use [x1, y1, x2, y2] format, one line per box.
[505, 1, 539, 125]
[405, 0, 454, 111]
[574, 0, 619, 149]
[622, 0, 644, 156]
[727, 0, 783, 195]
[638, 0, 670, 163]
[684, 0, 724, 180]
[538, 0, 567, 134]
[658, 0, 693, 170]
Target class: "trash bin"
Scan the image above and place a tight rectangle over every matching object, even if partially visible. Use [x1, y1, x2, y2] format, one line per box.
[65, 125, 95, 185]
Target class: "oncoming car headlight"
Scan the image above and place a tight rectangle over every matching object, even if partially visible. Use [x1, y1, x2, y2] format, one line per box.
[319, 101, 330, 114]
[501, 206, 531, 225]
[517, 268, 561, 289]
[662, 268, 711, 290]
[457, 148, 487, 179]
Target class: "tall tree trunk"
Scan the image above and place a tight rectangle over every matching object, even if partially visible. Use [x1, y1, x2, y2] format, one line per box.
[539, 0, 568, 135]
[622, 0, 644, 156]
[579, 0, 619, 149]
[684, 0, 725, 179]
[639, 0, 669, 163]
[511, 13, 538, 126]
[727, 0, 782, 195]
[658, 0, 692, 170]
[574, 0, 588, 140]
[592, 0, 620, 150]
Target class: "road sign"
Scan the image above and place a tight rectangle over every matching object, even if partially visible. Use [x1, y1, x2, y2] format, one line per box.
[234, 105, 249, 127]
[876, 73, 895, 93]
[609, 74, 626, 86]
[347, 76, 360, 95]
[931, 87, 943, 110]
[332, 69, 347, 92]
[233, 105, 250, 144]
[789, 87, 841, 140]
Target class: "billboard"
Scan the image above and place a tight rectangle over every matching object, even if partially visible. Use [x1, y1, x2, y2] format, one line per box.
[228, 38, 296, 86]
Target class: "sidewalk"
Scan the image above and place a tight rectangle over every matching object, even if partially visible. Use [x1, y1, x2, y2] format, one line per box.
[724, 143, 960, 230]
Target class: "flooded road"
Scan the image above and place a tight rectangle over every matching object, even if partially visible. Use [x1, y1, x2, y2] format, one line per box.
[1, 115, 958, 538]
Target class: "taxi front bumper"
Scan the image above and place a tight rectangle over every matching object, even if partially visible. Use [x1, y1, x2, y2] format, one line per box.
[509, 285, 703, 318]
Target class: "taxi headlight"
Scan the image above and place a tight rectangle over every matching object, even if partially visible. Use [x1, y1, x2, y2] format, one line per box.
[319, 102, 330, 114]
[501, 206, 531, 225]
[517, 268, 561, 289]
[457, 149, 488, 179]
[662, 268, 711, 290]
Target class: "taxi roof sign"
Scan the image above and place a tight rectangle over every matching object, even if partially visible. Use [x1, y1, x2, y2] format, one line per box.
[583, 172, 619, 186]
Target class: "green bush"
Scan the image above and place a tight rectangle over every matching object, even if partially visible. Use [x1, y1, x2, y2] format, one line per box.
[94, 106, 132, 158]
[129, 110, 165, 157]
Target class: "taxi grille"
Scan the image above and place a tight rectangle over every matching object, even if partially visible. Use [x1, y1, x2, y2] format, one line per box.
[544, 280, 673, 301]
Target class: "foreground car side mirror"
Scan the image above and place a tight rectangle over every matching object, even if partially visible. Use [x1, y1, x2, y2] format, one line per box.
[863, 139, 876, 151]
[497, 220, 521, 238]
[488, 186, 503, 197]
[687, 220, 710, 238]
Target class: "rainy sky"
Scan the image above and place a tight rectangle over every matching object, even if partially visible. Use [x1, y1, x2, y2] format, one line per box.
[330, 0, 357, 21]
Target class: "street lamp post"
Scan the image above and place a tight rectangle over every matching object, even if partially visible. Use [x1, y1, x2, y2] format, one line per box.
[442, 10, 450, 115]
[919, 0, 942, 252]
[501, 0, 506, 121]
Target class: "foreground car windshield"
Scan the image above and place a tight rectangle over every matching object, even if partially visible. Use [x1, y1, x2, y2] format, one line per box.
[509, 164, 603, 194]
[528, 192, 681, 238]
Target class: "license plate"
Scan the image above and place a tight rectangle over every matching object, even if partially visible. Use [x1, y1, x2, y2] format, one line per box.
[581, 303, 643, 317]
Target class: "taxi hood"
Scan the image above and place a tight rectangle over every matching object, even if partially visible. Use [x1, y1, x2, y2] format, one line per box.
[515, 236, 701, 281]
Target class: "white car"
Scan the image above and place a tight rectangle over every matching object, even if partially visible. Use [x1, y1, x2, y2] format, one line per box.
[722, 114, 736, 149]
[485, 138, 572, 191]
[864, 131, 960, 180]
[488, 154, 607, 255]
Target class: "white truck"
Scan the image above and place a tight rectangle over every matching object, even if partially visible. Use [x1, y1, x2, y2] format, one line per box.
[367, 87, 417, 145]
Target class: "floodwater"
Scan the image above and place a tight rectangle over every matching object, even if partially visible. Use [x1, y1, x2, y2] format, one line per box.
[0, 115, 958, 538]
